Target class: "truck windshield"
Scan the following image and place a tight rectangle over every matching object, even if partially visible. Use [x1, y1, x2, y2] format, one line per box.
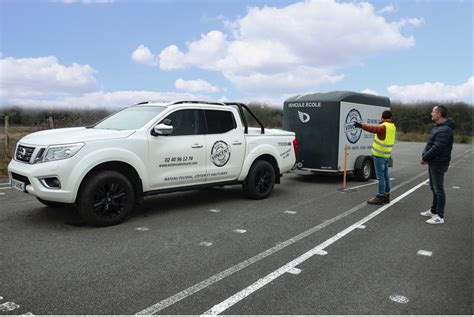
[94, 106, 166, 130]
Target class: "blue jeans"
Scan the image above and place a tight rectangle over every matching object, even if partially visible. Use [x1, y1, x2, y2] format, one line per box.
[373, 155, 390, 195]
[428, 164, 449, 218]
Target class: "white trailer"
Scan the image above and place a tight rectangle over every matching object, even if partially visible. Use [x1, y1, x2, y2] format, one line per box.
[283, 91, 391, 181]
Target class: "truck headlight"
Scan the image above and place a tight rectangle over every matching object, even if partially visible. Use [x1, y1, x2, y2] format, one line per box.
[42, 143, 85, 162]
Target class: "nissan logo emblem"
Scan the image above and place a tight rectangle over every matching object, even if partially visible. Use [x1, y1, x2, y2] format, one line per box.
[18, 148, 27, 158]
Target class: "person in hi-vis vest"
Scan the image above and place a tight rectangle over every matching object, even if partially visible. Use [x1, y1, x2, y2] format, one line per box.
[353, 110, 396, 205]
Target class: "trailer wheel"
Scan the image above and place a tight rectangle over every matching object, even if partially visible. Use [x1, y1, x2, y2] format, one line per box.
[77, 171, 135, 227]
[354, 158, 372, 182]
[243, 160, 275, 199]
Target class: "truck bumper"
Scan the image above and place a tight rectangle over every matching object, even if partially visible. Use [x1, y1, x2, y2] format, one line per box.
[8, 159, 77, 204]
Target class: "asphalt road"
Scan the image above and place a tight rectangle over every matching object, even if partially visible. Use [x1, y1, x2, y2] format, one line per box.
[0, 141, 472, 315]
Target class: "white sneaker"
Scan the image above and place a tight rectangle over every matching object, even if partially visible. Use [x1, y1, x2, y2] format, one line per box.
[420, 210, 436, 217]
[426, 215, 444, 225]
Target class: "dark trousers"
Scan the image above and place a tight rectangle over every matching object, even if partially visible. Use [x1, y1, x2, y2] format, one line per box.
[428, 164, 449, 218]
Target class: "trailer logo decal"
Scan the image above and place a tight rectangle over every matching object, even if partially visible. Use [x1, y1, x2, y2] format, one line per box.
[298, 111, 311, 123]
[210, 141, 231, 167]
[344, 109, 363, 144]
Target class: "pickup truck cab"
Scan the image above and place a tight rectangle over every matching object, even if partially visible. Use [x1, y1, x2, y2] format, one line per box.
[8, 101, 297, 226]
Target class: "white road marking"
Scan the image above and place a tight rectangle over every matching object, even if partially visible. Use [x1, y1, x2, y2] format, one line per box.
[232, 229, 247, 234]
[0, 193, 5, 195]
[202, 179, 428, 315]
[21, 313, 34, 316]
[0, 302, 20, 312]
[136, 170, 433, 315]
[417, 250, 433, 257]
[199, 242, 213, 247]
[0, 187, 11, 190]
[0, 182, 10, 185]
[389, 294, 409, 304]
[315, 250, 328, 256]
[452, 186, 460, 189]
[283, 211, 297, 214]
[357, 225, 366, 229]
[287, 268, 301, 275]
[136, 200, 370, 315]
[209, 209, 221, 213]
[347, 178, 395, 191]
[135, 227, 150, 232]
[347, 181, 377, 190]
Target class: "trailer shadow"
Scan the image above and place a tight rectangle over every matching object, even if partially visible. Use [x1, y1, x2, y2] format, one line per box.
[286, 172, 359, 184]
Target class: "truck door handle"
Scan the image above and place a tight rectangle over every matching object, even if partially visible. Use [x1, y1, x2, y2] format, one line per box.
[191, 144, 203, 149]
[232, 142, 242, 145]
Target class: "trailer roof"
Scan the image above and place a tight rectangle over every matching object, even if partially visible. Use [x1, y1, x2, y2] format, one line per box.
[285, 91, 390, 107]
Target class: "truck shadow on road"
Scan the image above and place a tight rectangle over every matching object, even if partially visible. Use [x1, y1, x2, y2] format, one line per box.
[134, 186, 246, 218]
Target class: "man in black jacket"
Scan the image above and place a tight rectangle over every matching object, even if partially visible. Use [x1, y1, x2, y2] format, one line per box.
[420, 105, 455, 225]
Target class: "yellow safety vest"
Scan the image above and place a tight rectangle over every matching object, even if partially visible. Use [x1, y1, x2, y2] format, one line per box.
[371, 122, 396, 158]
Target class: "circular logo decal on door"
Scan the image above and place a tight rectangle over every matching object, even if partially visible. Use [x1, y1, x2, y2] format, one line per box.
[210, 141, 231, 167]
[344, 109, 363, 144]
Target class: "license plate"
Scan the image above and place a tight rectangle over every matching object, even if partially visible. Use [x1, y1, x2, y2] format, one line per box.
[11, 179, 26, 192]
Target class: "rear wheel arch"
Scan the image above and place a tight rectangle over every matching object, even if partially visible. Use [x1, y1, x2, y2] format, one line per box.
[253, 154, 280, 184]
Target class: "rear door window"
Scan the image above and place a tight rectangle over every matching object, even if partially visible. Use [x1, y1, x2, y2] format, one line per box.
[204, 110, 236, 134]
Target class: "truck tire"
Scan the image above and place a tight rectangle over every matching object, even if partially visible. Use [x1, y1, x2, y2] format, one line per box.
[243, 160, 275, 199]
[77, 171, 135, 227]
[37, 197, 68, 208]
[354, 158, 373, 182]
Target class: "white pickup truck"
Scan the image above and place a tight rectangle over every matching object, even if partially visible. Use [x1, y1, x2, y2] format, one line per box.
[8, 101, 297, 226]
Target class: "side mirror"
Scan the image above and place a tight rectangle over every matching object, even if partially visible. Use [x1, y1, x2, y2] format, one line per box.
[153, 123, 173, 136]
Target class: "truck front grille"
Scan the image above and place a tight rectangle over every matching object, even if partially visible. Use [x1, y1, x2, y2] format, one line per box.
[16, 145, 36, 163]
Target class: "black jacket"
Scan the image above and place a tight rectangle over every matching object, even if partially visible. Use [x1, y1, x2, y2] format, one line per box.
[422, 117, 455, 165]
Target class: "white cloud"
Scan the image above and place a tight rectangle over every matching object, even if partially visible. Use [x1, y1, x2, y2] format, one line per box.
[378, 4, 396, 14]
[131, 44, 158, 66]
[0, 56, 100, 100]
[175, 78, 219, 93]
[6, 90, 207, 109]
[362, 89, 378, 95]
[155, 0, 422, 95]
[387, 77, 474, 103]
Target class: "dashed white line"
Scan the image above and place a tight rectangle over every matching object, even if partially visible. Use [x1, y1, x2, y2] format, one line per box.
[452, 186, 460, 189]
[283, 211, 297, 215]
[199, 242, 213, 247]
[209, 209, 221, 213]
[357, 225, 366, 230]
[0, 302, 20, 312]
[389, 294, 409, 304]
[287, 268, 301, 275]
[232, 229, 247, 234]
[417, 250, 433, 257]
[0, 193, 5, 195]
[202, 179, 429, 315]
[135, 227, 150, 232]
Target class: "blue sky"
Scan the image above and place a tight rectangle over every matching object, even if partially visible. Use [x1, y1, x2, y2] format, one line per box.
[1, 0, 472, 109]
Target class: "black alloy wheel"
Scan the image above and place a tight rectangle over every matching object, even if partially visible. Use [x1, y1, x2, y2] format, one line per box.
[78, 170, 135, 226]
[255, 165, 273, 194]
[243, 160, 275, 199]
[92, 182, 127, 219]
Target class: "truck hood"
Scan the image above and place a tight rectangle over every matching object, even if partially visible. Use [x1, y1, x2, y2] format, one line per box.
[20, 127, 136, 145]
